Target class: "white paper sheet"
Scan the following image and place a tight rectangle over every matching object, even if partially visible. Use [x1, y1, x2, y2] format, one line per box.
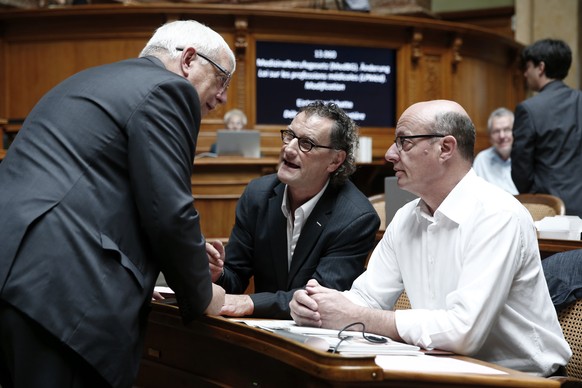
[376, 355, 507, 375]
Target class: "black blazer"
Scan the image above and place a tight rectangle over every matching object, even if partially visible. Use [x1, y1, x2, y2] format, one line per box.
[218, 174, 380, 318]
[511, 80, 582, 217]
[0, 57, 212, 387]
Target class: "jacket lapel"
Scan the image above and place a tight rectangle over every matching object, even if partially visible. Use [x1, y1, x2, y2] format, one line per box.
[268, 183, 290, 288]
[287, 186, 336, 286]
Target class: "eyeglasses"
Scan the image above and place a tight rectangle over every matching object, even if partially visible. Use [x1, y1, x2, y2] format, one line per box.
[176, 47, 231, 93]
[394, 134, 445, 152]
[280, 129, 335, 153]
[332, 322, 387, 354]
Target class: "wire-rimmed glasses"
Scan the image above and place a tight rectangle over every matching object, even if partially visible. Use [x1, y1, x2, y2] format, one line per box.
[331, 322, 388, 354]
[176, 47, 231, 93]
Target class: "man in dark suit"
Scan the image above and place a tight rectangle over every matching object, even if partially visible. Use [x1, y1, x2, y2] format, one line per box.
[206, 101, 381, 318]
[511, 38, 582, 217]
[0, 20, 233, 388]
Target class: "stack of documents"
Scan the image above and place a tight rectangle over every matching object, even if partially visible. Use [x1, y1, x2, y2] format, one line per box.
[535, 215, 582, 240]
[235, 319, 422, 356]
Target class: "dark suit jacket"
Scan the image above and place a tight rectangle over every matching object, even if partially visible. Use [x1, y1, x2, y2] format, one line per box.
[0, 57, 212, 387]
[218, 174, 380, 318]
[511, 80, 582, 217]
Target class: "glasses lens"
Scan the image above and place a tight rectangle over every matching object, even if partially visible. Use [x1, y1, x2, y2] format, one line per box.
[298, 139, 313, 152]
[281, 130, 291, 144]
[395, 137, 402, 151]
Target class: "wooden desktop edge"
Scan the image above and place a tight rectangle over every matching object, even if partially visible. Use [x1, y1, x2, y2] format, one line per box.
[140, 301, 558, 387]
[145, 301, 384, 384]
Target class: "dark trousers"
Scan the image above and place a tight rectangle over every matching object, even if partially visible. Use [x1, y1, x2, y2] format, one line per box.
[0, 301, 111, 388]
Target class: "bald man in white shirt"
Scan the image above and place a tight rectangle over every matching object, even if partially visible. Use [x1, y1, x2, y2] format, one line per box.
[290, 99, 571, 377]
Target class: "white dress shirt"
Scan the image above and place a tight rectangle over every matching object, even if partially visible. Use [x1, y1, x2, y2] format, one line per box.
[344, 170, 571, 375]
[473, 147, 518, 194]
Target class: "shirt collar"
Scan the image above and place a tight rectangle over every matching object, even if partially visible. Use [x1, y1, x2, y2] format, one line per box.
[414, 169, 476, 226]
[281, 180, 330, 219]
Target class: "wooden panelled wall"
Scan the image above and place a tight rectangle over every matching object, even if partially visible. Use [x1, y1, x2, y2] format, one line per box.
[0, 4, 525, 157]
[0, 5, 525, 238]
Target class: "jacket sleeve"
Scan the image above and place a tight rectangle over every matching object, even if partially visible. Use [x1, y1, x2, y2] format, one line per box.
[511, 103, 536, 193]
[126, 76, 212, 322]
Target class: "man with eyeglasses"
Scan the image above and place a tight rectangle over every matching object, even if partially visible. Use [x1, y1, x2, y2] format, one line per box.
[290, 99, 571, 377]
[206, 101, 380, 318]
[0, 20, 234, 388]
[472, 107, 518, 194]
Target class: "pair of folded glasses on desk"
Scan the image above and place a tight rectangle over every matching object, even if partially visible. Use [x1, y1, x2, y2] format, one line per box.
[235, 319, 422, 356]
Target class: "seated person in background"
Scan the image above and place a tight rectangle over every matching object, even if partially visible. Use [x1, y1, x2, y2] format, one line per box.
[542, 249, 582, 313]
[210, 108, 248, 153]
[224, 108, 247, 130]
[473, 107, 518, 194]
[207, 101, 380, 318]
[290, 100, 571, 376]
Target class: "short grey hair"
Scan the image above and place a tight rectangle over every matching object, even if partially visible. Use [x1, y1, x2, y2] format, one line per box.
[139, 20, 235, 71]
[223, 109, 247, 127]
[432, 111, 476, 163]
[486, 107, 514, 133]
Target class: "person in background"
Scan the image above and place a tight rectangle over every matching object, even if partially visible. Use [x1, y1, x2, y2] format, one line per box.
[206, 101, 380, 318]
[290, 99, 571, 377]
[473, 107, 518, 194]
[210, 108, 248, 153]
[0, 20, 233, 388]
[511, 38, 582, 217]
[224, 108, 247, 130]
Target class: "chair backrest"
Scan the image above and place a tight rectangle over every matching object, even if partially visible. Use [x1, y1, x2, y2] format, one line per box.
[558, 299, 582, 379]
[368, 194, 386, 231]
[394, 291, 411, 310]
[515, 193, 566, 221]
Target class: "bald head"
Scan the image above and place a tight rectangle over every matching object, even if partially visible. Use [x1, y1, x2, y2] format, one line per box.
[402, 99, 469, 127]
[401, 100, 475, 162]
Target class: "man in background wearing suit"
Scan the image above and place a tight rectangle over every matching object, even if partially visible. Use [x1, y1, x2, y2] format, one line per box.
[0, 20, 233, 388]
[206, 101, 380, 318]
[511, 38, 582, 217]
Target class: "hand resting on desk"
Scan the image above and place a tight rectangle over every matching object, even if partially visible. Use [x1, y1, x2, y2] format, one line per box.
[290, 279, 403, 342]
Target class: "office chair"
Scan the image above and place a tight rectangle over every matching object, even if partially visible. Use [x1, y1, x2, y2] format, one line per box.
[515, 193, 566, 221]
[368, 194, 386, 231]
[394, 291, 411, 310]
[542, 250, 582, 383]
[557, 299, 582, 381]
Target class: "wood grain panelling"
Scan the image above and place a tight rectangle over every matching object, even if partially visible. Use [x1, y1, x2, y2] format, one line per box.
[0, 4, 524, 158]
[7, 40, 147, 118]
[0, 5, 526, 237]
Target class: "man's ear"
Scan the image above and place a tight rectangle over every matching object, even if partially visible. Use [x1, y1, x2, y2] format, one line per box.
[439, 135, 456, 161]
[327, 150, 347, 173]
[538, 61, 546, 77]
[180, 47, 197, 76]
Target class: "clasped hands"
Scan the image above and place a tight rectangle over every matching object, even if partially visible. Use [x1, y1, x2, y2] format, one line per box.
[290, 279, 359, 329]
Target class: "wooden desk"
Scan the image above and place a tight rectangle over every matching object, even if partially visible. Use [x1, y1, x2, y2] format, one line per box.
[538, 238, 582, 258]
[135, 302, 557, 388]
[191, 156, 279, 239]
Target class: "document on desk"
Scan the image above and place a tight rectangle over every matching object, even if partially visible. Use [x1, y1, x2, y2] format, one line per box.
[376, 355, 508, 375]
[234, 319, 422, 356]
